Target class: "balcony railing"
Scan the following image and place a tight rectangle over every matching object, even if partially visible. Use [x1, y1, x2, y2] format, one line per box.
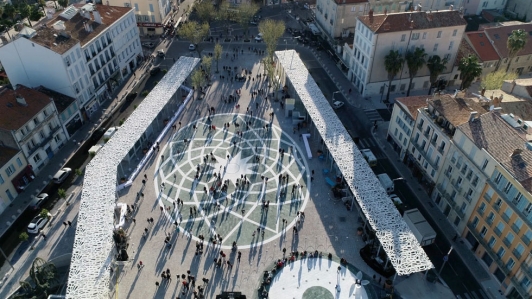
[477, 207, 486, 216]
[483, 192, 492, 202]
[522, 235, 531, 246]
[27, 125, 61, 156]
[513, 249, 523, 260]
[486, 216, 494, 225]
[520, 263, 532, 280]
[502, 213, 511, 224]
[494, 227, 502, 237]
[512, 224, 521, 234]
[468, 224, 509, 275]
[503, 238, 512, 247]
[411, 141, 439, 170]
[19, 113, 55, 143]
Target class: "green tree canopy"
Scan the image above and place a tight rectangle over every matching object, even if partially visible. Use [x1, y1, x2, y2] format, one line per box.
[235, 2, 259, 38]
[458, 55, 483, 90]
[194, 1, 215, 23]
[426, 55, 448, 95]
[178, 21, 209, 56]
[481, 70, 518, 90]
[384, 49, 404, 101]
[14, 257, 58, 299]
[506, 29, 528, 73]
[405, 47, 427, 96]
[259, 19, 285, 61]
[213, 43, 223, 73]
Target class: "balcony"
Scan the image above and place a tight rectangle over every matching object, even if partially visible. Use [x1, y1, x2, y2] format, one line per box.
[486, 216, 494, 225]
[423, 131, 430, 138]
[494, 227, 503, 237]
[27, 125, 61, 156]
[436, 184, 455, 207]
[512, 223, 521, 234]
[417, 123, 423, 130]
[520, 263, 532, 279]
[502, 213, 511, 224]
[19, 113, 55, 143]
[477, 207, 486, 216]
[437, 146, 445, 154]
[430, 139, 437, 146]
[411, 141, 439, 170]
[468, 224, 509, 275]
[450, 179, 463, 194]
[522, 235, 531, 246]
[503, 238, 513, 247]
[510, 277, 529, 299]
[513, 249, 523, 260]
[453, 205, 465, 218]
[483, 192, 492, 202]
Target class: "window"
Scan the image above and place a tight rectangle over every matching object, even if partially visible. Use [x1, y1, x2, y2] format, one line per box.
[487, 212, 495, 224]
[134, 3, 138, 11]
[479, 202, 486, 213]
[437, 31, 442, 38]
[452, 29, 458, 37]
[448, 41, 454, 50]
[411, 33, 420, 40]
[454, 216, 461, 226]
[149, 3, 154, 12]
[16, 157, 22, 167]
[505, 232, 515, 245]
[0, 174, 4, 184]
[481, 159, 488, 170]
[495, 172, 503, 183]
[496, 246, 505, 259]
[33, 153, 41, 163]
[503, 182, 512, 194]
[471, 216, 479, 228]
[422, 32, 427, 39]
[488, 236, 496, 248]
[433, 43, 439, 52]
[480, 226, 488, 237]
[6, 164, 15, 177]
[515, 243, 525, 259]
[506, 257, 515, 270]
[522, 277, 531, 289]
[401, 34, 406, 42]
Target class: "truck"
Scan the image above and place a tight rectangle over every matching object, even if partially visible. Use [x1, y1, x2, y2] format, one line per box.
[403, 209, 437, 246]
[377, 173, 394, 193]
[360, 148, 377, 167]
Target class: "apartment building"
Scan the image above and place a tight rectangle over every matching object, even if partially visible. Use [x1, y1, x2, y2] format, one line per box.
[104, 0, 173, 36]
[462, 110, 532, 299]
[387, 95, 427, 161]
[463, 0, 507, 16]
[0, 3, 141, 119]
[505, 0, 532, 21]
[348, 9, 466, 96]
[0, 147, 33, 214]
[408, 94, 486, 189]
[35, 86, 81, 138]
[314, 0, 369, 42]
[0, 85, 68, 174]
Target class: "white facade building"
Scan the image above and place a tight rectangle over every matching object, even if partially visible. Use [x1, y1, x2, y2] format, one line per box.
[105, 0, 173, 35]
[0, 3, 141, 120]
[348, 10, 466, 96]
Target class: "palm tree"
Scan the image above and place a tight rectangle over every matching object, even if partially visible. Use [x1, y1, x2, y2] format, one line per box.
[405, 47, 427, 96]
[384, 49, 404, 101]
[426, 55, 448, 95]
[458, 55, 483, 90]
[506, 29, 528, 73]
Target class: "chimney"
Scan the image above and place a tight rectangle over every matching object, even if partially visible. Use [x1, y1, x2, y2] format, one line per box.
[427, 11, 433, 21]
[450, 5, 454, 11]
[410, 20, 414, 29]
[93, 11, 102, 24]
[384, 8, 387, 15]
[369, 9, 373, 19]
[511, 149, 523, 157]
[469, 111, 478, 121]
[383, 23, 390, 31]
[16, 96, 27, 106]
[418, 4, 422, 11]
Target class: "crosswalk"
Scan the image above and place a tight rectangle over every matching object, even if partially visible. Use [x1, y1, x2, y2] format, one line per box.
[364, 109, 383, 123]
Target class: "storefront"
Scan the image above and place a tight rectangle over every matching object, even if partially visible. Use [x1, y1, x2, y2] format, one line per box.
[12, 165, 35, 193]
[137, 22, 164, 36]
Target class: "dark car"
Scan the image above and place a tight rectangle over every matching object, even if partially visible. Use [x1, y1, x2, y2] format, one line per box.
[30, 193, 48, 210]
[90, 128, 106, 142]
[125, 92, 137, 102]
[150, 67, 161, 75]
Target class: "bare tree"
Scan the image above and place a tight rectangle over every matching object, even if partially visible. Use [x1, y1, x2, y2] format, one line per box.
[194, 1, 216, 23]
[201, 55, 213, 79]
[191, 69, 206, 99]
[235, 2, 259, 39]
[259, 19, 286, 61]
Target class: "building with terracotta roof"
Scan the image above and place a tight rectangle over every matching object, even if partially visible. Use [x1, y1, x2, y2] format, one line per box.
[0, 85, 68, 176]
[0, 3, 141, 121]
[388, 95, 428, 160]
[105, 0, 174, 36]
[463, 31, 500, 76]
[0, 146, 32, 215]
[347, 9, 466, 96]
[463, 0, 506, 16]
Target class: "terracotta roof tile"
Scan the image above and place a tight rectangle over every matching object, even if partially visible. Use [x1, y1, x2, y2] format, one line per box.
[0, 146, 19, 168]
[455, 39, 479, 67]
[395, 95, 428, 119]
[428, 94, 488, 126]
[459, 111, 532, 191]
[358, 10, 466, 34]
[0, 85, 52, 130]
[35, 86, 76, 114]
[465, 31, 500, 61]
[484, 22, 532, 59]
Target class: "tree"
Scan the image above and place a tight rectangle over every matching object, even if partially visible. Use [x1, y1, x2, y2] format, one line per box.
[194, 1, 215, 23]
[426, 55, 448, 95]
[30, 5, 43, 22]
[18, 3, 32, 27]
[4, 4, 17, 22]
[259, 19, 285, 61]
[405, 47, 427, 96]
[458, 55, 483, 90]
[19, 232, 29, 242]
[178, 21, 209, 57]
[201, 55, 213, 78]
[57, 188, 66, 199]
[14, 257, 58, 299]
[235, 2, 259, 38]
[481, 70, 518, 90]
[57, 0, 68, 9]
[384, 49, 404, 101]
[506, 29, 528, 73]
[39, 209, 50, 219]
[191, 69, 206, 99]
[213, 43, 223, 73]
[264, 56, 280, 99]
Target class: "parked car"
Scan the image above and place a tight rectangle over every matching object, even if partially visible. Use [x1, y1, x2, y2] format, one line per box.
[249, 20, 257, 25]
[125, 92, 137, 102]
[27, 216, 49, 234]
[188, 44, 196, 51]
[150, 67, 161, 75]
[142, 42, 155, 48]
[53, 168, 72, 184]
[30, 193, 48, 210]
[255, 33, 263, 42]
[332, 101, 345, 109]
[157, 49, 165, 57]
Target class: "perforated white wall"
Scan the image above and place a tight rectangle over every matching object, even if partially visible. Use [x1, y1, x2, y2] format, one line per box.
[66, 57, 200, 298]
[275, 50, 433, 275]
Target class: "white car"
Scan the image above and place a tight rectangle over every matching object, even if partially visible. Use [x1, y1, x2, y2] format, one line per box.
[30, 193, 49, 210]
[27, 216, 49, 234]
[255, 33, 263, 41]
[189, 44, 196, 51]
[53, 168, 72, 184]
[332, 101, 344, 109]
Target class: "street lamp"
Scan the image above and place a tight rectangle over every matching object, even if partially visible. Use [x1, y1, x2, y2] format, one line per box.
[332, 91, 340, 103]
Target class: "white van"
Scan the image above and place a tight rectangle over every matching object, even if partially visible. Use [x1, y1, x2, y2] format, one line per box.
[360, 148, 377, 167]
[377, 173, 394, 194]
